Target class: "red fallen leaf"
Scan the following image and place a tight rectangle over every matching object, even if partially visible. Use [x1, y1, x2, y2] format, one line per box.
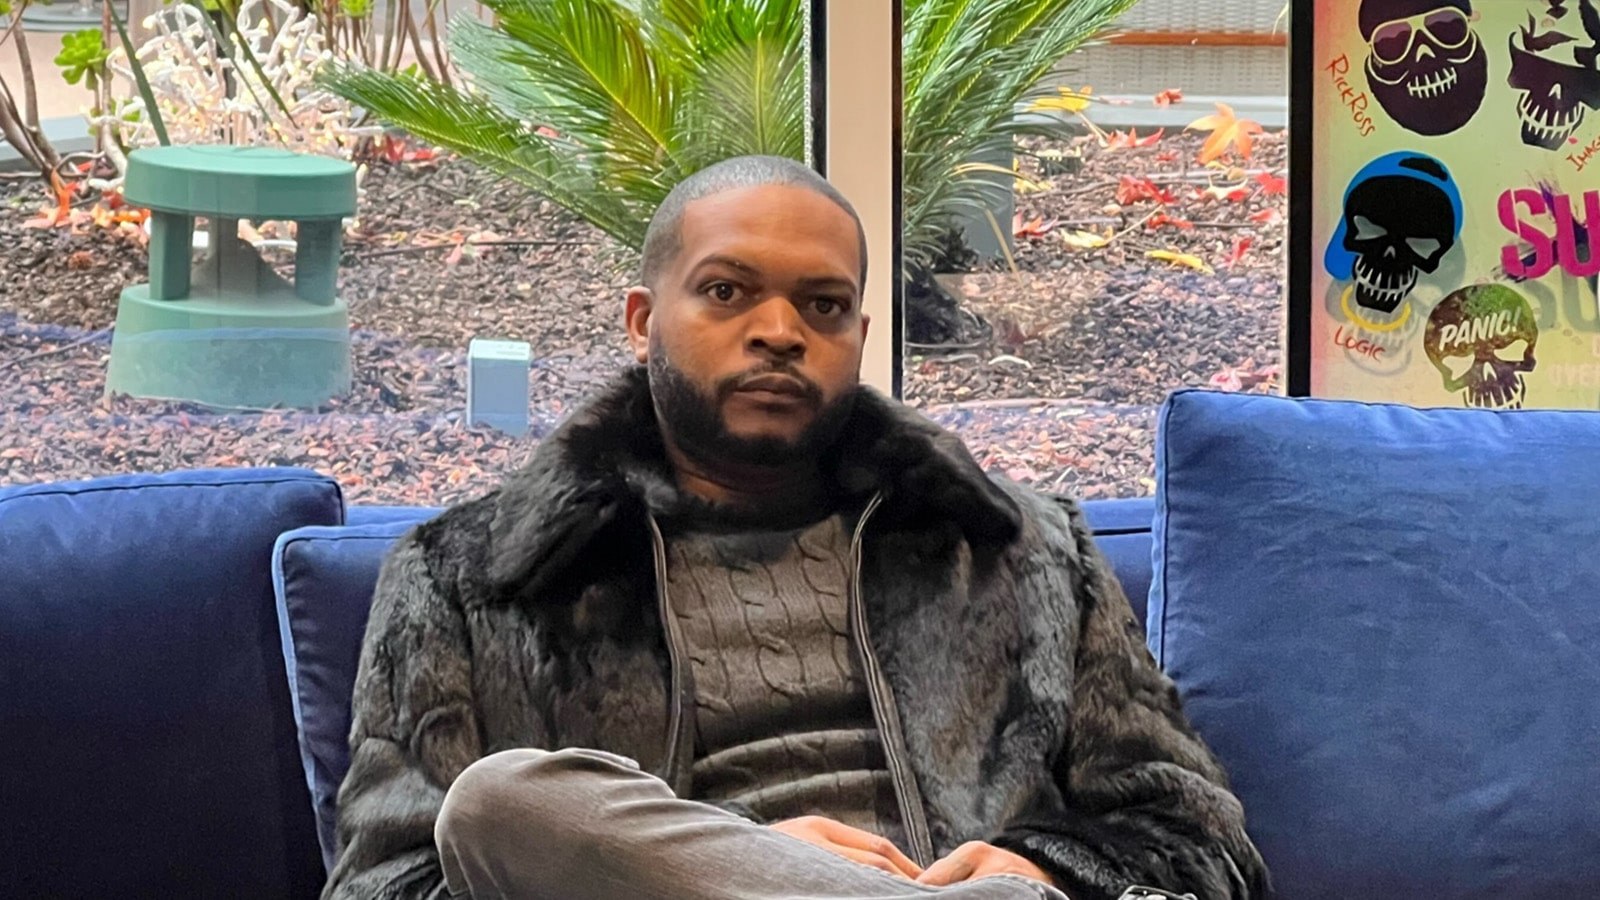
[1154, 88, 1184, 107]
[1116, 175, 1178, 206]
[1154, 149, 1181, 163]
[1011, 213, 1058, 239]
[1253, 171, 1288, 195]
[1146, 212, 1194, 231]
[1210, 368, 1244, 392]
[1227, 236, 1254, 267]
[1250, 207, 1285, 226]
[1103, 127, 1165, 150]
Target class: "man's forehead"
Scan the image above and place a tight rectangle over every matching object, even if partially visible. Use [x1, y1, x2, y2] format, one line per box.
[678, 183, 857, 230]
[675, 185, 862, 281]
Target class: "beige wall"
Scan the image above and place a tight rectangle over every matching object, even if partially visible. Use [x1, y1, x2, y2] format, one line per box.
[822, 0, 896, 396]
[1, 30, 83, 122]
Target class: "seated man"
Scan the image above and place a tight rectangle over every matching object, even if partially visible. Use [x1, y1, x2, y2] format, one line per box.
[325, 156, 1267, 900]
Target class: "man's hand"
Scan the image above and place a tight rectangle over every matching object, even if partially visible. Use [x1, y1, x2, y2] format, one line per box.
[770, 816, 923, 880]
[915, 841, 1056, 888]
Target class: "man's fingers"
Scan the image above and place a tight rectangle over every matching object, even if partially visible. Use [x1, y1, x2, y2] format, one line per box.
[810, 819, 922, 877]
[864, 835, 922, 878]
[835, 848, 916, 879]
[916, 849, 976, 886]
[769, 818, 922, 880]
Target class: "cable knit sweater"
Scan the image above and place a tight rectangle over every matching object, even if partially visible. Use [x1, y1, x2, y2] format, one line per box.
[662, 513, 905, 847]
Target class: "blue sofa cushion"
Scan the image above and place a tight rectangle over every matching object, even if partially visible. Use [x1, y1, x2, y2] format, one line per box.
[1151, 390, 1600, 898]
[274, 511, 438, 871]
[0, 468, 342, 898]
[1079, 497, 1154, 625]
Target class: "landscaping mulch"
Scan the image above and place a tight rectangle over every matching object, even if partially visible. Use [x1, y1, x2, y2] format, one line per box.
[0, 128, 1286, 507]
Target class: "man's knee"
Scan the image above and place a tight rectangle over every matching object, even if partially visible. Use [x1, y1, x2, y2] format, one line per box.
[437, 749, 545, 852]
[436, 748, 640, 852]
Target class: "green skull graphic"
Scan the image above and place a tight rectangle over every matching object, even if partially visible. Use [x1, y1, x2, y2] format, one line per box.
[1424, 284, 1539, 409]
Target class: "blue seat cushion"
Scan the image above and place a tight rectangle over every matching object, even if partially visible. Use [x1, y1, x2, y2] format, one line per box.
[1079, 497, 1154, 625]
[274, 511, 437, 871]
[0, 468, 342, 898]
[1151, 390, 1600, 898]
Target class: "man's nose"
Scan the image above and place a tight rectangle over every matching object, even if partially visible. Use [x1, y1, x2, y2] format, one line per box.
[745, 297, 806, 359]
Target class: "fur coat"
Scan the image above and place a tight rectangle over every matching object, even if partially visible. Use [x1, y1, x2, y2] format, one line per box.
[324, 368, 1267, 900]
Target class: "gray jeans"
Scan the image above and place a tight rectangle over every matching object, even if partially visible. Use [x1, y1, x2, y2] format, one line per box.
[435, 748, 1069, 900]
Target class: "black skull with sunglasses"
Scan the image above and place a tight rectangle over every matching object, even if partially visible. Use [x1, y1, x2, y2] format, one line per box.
[1362, 0, 1489, 135]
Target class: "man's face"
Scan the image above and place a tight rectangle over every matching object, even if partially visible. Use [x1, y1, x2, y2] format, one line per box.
[626, 183, 869, 466]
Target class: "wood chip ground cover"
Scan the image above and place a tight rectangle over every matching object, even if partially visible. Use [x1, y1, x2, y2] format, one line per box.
[0, 132, 1285, 505]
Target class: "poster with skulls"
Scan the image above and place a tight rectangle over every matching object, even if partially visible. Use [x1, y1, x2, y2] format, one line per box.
[1295, 0, 1600, 410]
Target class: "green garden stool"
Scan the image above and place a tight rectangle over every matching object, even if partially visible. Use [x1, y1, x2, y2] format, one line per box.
[106, 145, 356, 409]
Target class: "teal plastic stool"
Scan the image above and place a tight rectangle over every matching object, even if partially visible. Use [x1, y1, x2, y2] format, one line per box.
[106, 145, 356, 409]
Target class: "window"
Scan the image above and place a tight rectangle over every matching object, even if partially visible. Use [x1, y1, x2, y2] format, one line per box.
[0, 0, 818, 508]
[2, 0, 1286, 504]
[887, 0, 1289, 498]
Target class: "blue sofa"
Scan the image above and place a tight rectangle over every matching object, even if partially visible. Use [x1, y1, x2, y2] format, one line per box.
[3, 390, 1597, 898]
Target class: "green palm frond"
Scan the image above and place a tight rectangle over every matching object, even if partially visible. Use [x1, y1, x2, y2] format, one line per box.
[320, 61, 647, 247]
[323, 0, 1141, 274]
[678, 34, 805, 166]
[482, 0, 685, 179]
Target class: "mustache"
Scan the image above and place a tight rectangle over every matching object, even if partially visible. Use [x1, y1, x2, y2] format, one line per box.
[716, 365, 824, 405]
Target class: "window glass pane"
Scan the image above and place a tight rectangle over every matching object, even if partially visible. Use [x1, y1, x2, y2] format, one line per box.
[1, 0, 814, 507]
[899, 0, 1287, 499]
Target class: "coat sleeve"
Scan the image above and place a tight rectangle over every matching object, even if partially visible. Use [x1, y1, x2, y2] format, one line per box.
[322, 534, 484, 900]
[991, 498, 1269, 900]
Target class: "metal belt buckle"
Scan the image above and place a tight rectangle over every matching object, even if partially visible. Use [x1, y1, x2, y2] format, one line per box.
[1116, 888, 1198, 900]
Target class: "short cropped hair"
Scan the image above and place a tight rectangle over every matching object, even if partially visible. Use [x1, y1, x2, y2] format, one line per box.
[640, 155, 869, 290]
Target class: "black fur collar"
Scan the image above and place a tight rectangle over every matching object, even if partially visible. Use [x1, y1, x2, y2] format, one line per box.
[486, 367, 1021, 595]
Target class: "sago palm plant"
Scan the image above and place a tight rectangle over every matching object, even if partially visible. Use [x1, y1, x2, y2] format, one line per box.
[322, 0, 806, 253]
[320, 0, 1138, 341]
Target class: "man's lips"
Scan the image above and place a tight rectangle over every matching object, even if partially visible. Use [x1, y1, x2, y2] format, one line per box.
[735, 374, 810, 397]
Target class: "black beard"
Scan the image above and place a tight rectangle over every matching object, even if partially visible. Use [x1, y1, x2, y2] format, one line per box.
[646, 349, 857, 468]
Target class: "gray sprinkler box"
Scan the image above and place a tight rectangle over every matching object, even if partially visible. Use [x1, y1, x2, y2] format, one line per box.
[467, 338, 531, 436]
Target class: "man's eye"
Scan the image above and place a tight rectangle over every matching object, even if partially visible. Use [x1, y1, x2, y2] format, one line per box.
[813, 298, 848, 317]
[706, 282, 740, 303]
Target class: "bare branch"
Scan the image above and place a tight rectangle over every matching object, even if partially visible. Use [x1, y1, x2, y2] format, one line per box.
[15, 17, 41, 129]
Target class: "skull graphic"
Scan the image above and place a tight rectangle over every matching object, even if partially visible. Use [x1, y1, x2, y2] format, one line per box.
[1508, 0, 1600, 150]
[1362, 0, 1488, 135]
[1325, 153, 1463, 314]
[1424, 284, 1539, 409]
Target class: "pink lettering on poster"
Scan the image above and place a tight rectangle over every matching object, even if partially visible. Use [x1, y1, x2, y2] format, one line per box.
[1499, 187, 1600, 280]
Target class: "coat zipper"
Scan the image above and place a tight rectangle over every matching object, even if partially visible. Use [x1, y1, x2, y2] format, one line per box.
[849, 493, 937, 868]
[647, 512, 694, 796]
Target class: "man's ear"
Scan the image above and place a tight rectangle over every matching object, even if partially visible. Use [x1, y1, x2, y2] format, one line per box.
[625, 286, 654, 363]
